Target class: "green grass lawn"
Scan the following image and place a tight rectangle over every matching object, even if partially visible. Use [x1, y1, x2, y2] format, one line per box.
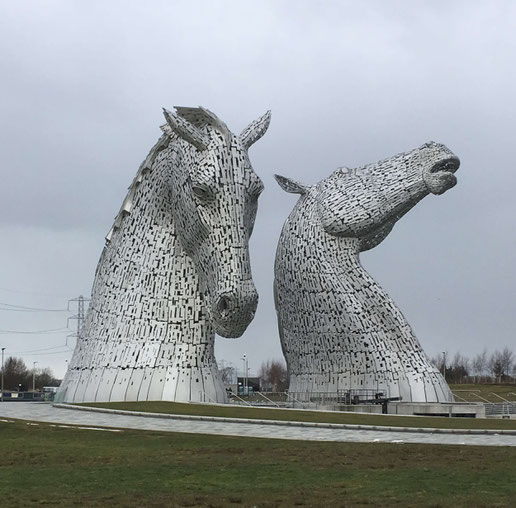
[1, 418, 515, 507]
[449, 383, 516, 403]
[79, 400, 516, 431]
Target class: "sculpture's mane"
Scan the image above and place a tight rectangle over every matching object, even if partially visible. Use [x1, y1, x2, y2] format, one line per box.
[105, 107, 228, 244]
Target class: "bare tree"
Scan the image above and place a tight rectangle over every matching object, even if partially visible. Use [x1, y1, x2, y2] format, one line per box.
[259, 359, 288, 392]
[430, 354, 441, 370]
[430, 352, 446, 375]
[430, 348, 514, 384]
[500, 347, 514, 381]
[219, 366, 236, 385]
[2, 357, 29, 390]
[472, 350, 488, 382]
[450, 352, 469, 384]
[258, 360, 272, 391]
[35, 367, 58, 389]
[488, 351, 504, 383]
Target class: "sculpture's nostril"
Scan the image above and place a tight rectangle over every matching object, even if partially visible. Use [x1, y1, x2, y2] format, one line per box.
[217, 296, 231, 317]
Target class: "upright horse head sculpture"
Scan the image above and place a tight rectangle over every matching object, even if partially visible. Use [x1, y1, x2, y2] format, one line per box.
[56, 106, 270, 404]
[274, 142, 460, 403]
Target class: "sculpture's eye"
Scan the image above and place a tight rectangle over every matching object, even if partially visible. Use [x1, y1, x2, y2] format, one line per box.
[192, 185, 211, 201]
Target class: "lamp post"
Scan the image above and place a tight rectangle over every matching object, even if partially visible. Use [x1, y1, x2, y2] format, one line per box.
[33, 361, 38, 392]
[442, 351, 446, 381]
[241, 354, 248, 396]
[1, 347, 5, 402]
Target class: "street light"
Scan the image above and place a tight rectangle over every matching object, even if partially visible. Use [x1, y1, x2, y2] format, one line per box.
[1, 347, 5, 402]
[442, 351, 446, 381]
[241, 354, 248, 396]
[33, 361, 38, 392]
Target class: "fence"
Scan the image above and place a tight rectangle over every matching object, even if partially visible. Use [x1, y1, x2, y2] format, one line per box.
[484, 403, 516, 417]
[287, 389, 389, 405]
[229, 389, 391, 408]
[0, 391, 44, 402]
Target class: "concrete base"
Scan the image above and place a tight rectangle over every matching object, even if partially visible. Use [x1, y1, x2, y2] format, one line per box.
[387, 401, 486, 418]
[333, 404, 384, 414]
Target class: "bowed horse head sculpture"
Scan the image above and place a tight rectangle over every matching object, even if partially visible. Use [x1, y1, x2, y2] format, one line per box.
[56, 106, 270, 405]
[163, 107, 270, 337]
[274, 141, 460, 403]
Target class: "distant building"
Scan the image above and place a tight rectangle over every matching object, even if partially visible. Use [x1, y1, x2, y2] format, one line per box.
[236, 376, 261, 395]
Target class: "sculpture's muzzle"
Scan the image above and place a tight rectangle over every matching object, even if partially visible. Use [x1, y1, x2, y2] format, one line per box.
[423, 156, 460, 195]
[211, 281, 259, 338]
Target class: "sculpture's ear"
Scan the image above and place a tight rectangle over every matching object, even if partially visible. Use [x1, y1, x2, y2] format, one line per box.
[162, 108, 209, 151]
[274, 174, 307, 195]
[239, 110, 271, 149]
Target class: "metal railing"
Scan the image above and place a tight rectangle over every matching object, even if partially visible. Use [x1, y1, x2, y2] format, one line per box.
[228, 393, 253, 406]
[484, 402, 516, 417]
[286, 389, 390, 405]
[255, 392, 280, 407]
[451, 390, 516, 404]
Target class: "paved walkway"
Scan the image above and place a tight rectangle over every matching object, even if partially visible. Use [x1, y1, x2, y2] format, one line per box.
[1, 402, 515, 447]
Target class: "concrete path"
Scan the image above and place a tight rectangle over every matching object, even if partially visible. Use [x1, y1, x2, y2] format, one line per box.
[1, 402, 515, 447]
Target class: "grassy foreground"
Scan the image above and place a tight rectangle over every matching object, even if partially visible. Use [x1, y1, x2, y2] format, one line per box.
[80, 400, 516, 431]
[1, 418, 516, 507]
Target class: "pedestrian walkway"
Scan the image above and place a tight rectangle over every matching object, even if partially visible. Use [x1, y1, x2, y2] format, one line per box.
[1, 402, 515, 447]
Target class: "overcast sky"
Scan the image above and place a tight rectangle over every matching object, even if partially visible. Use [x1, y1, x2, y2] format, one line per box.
[1, 1, 515, 378]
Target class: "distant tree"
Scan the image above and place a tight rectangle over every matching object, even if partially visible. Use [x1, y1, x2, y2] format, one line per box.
[35, 367, 58, 389]
[472, 350, 488, 382]
[259, 360, 288, 392]
[487, 348, 514, 382]
[449, 352, 469, 384]
[258, 361, 270, 390]
[430, 354, 441, 370]
[488, 351, 504, 383]
[2, 357, 29, 391]
[430, 353, 445, 375]
[500, 347, 514, 381]
[1, 358, 60, 391]
[219, 366, 236, 385]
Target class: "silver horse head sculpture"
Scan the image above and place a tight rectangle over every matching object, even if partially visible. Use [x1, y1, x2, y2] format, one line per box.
[162, 107, 268, 338]
[56, 106, 270, 404]
[274, 142, 460, 403]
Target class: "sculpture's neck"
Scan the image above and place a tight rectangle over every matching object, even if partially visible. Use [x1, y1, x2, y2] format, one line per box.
[282, 194, 363, 275]
[278, 194, 420, 346]
[80, 148, 215, 370]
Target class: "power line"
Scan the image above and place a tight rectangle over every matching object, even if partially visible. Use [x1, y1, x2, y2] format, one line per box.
[9, 345, 72, 355]
[18, 349, 73, 357]
[0, 327, 69, 335]
[0, 286, 70, 298]
[0, 307, 56, 313]
[0, 302, 70, 312]
[4, 349, 74, 357]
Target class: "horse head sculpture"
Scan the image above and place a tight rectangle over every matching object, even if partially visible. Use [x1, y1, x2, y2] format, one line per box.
[163, 107, 269, 337]
[274, 142, 460, 403]
[276, 141, 459, 251]
[56, 106, 270, 404]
